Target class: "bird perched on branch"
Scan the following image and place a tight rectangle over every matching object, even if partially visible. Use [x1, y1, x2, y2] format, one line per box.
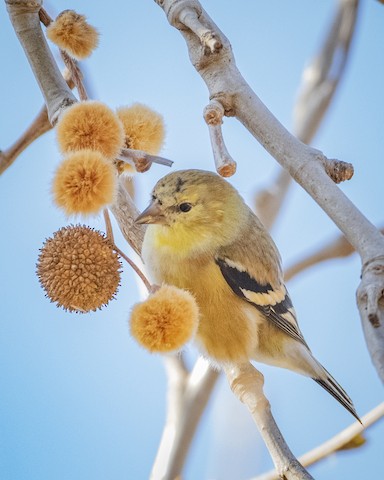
[136, 169, 359, 421]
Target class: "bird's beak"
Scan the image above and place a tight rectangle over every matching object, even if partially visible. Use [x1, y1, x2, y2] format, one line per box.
[135, 201, 166, 225]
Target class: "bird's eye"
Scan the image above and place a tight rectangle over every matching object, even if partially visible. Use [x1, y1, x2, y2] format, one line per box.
[179, 202, 192, 212]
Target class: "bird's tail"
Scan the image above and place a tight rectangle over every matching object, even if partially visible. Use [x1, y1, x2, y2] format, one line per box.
[313, 366, 361, 423]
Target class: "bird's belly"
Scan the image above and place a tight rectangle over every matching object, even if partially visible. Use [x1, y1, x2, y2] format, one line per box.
[143, 247, 259, 363]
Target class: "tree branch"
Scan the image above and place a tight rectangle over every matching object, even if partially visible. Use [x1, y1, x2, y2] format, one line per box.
[284, 232, 355, 282]
[155, 0, 384, 383]
[109, 177, 145, 257]
[151, 357, 219, 480]
[5, 0, 76, 124]
[225, 363, 313, 479]
[253, 402, 384, 480]
[254, 0, 359, 228]
[0, 70, 77, 176]
[118, 148, 174, 173]
[0, 105, 50, 175]
[203, 99, 236, 177]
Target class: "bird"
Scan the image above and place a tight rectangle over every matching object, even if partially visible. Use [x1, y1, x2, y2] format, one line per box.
[135, 168, 360, 422]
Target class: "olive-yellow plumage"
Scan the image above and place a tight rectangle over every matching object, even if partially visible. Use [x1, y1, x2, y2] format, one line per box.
[136, 169, 360, 421]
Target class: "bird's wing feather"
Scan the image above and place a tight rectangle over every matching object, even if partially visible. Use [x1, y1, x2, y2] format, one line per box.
[215, 255, 309, 348]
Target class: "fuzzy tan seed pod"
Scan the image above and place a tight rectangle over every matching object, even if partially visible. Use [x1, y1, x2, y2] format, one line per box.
[130, 285, 199, 353]
[117, 103, 165, 154]
[46, 10, 99, 60]
[56, 101, 125, 159]
[37, 225, 121, 313]
[52, 150, 116, 215]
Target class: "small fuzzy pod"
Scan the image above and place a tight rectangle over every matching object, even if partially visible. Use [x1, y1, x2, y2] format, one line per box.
[37, 225, 121, 313]
[53, 149, 116, 215]
[116, 103, 165, 155]
[46, 10, 99, 60]
[56, 101, 125, 160]
[130, 285, 199, 353]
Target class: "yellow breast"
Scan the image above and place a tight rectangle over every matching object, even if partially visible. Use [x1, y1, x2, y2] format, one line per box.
[142, 227, 258, 362]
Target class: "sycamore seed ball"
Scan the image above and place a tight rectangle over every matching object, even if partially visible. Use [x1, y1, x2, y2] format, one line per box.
[37, 225, 121, 313]
[52, 150, 116, 215]
[117, 103, 165, 155]
[130, 285, 199, 353]
[46, 10, 99, 60]
[56, 101, 125, 159]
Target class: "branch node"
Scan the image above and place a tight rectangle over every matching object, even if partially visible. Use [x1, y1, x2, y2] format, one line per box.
[118, 148, 173, 173]
[324, 158, 354, 183]
[163, 1, 222, 53]
[204, 100, 236, 177]
[368, 312, 380, 328]
[51, 97, 77, 125]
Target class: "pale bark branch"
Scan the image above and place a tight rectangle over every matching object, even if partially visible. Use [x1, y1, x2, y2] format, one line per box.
[155, 0, 384, 385]
[0, 105, 50, 175]
[151, 357, 219, 480]
[254, 0, 359, 228]
[109, 178, 145, 257]
[204, 100, 236, 177]
[253, 402, 384, 480]
[118, 148, 174, 173]
[5, 0, 76, 124]
[284, 232, 355, 282]
[225, 363, 313, 480]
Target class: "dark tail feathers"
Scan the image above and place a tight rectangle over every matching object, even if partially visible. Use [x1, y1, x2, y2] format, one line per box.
[313, 370, 361, 424]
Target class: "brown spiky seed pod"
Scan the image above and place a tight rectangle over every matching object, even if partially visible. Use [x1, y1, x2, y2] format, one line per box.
[37, 225, 121, 313]
[130, 285, 199, 353]
[46, 10, 99, 60]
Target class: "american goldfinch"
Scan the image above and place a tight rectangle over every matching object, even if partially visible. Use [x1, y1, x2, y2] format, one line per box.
[136, 169, 359, 421]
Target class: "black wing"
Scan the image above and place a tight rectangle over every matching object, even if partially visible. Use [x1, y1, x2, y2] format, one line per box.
[215, 256, 308, 348]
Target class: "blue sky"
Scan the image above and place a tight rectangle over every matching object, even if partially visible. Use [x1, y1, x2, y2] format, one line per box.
[0, 1, 383, 479]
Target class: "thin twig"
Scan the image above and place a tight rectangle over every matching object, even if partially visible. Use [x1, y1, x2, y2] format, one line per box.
[285, 233, 355, 281]
[39, 6, 88, 101]
[203, 100, 236, 177]
[119, 148, 173, 173]
[103, 208, 115, 244]
[254, 0, 360, 228]
[114, 244, 152, 293]
[60, 50, 88, 101]
[253, 402, 384, 480]
[0, 106, 51, 175]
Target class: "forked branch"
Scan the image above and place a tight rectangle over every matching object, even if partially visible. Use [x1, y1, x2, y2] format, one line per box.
[256, 0, 359, 227]
[155, 0, 384, 385]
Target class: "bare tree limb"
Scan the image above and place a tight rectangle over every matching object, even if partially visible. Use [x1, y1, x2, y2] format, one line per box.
[255, 0, 359, 228]
[5, 0, 76, 124]
[253, 402, 384, 480]
[0, 105, 50, 175]
[151, 357, 219, 480]
[155, 0, 384, 385]
[109, 178, 145, 257]
[225, 363, 314, 480]
[204, 99, 236, 177]
[284, 233, 355, 282]
[0, 73, 76, 177]
[118, 148, 174, 173]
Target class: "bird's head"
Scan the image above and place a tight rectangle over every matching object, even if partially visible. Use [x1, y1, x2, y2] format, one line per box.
[135, 169, 247, 251]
